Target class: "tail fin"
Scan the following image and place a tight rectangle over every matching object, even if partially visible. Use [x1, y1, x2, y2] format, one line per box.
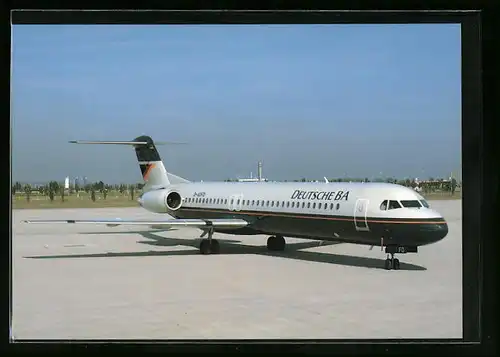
[69, 135, 189, 191]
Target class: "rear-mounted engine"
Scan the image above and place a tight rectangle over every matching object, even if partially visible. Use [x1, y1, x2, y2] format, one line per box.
[165, 191, 182, 211]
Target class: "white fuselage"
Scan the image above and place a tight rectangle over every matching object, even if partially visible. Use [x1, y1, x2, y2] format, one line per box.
[139, 181, 442, 221]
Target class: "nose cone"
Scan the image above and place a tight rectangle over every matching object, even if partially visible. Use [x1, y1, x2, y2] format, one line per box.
[418, 218, 448, 245]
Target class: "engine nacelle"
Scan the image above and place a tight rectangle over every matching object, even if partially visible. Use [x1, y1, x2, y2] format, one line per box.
[165, 191, 182, 211]
[139, 189, 183, 213]
[139, 189, 168, 213]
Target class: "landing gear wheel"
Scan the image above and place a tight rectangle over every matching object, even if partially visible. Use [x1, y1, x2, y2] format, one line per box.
[384, 258, 393, 270]
[200, 239, 211, 255]
[393, 258, 400, 270]
[199, 226, 219, 255]
[267, 235, 286, 251]
[199, 238, 220, 254]
[210, 239, 220, 254]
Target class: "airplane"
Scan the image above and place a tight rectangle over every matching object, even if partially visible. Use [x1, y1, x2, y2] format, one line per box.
[23, 135, 449, 270]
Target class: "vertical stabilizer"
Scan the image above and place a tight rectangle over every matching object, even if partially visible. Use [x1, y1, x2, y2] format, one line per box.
[132, 136, 170, 191]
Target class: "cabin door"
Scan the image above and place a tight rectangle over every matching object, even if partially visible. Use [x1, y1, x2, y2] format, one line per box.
[354, 198, 370, 232]
[228, 193, 244, 212]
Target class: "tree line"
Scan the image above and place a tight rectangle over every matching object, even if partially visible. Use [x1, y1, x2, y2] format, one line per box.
[11, 181, 144, 203]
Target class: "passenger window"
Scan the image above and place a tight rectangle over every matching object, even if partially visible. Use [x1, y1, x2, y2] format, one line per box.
[302, 202, 305, 208]
[330, 203, 334, 210]
[237, 199, 240, 205]
[291, 202, 295, 208]
[251, 200, 255, 205]
[266, 201, 269, 207]
[380, 200, 388, 210]
[388, 200, 402, 210]
[313, 203, 316, 209]
[286, 201, 290, 208]
[336, 203, 340, 210]
[318, 203, 322, 209]
[224, 199, 227, 205]
[231, 199, 234, 205]
[282, 201, 285, 207]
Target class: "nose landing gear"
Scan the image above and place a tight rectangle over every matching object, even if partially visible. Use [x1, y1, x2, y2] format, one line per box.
[384, 253, 400, 270]
[383, 244, 417, 270]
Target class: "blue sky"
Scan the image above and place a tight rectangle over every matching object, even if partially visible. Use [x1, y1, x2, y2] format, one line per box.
[11, 24, 461, 183]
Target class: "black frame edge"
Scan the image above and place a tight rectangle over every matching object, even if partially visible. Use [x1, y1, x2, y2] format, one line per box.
[7, 7, 496, 356]
[461, 12, 481, 343]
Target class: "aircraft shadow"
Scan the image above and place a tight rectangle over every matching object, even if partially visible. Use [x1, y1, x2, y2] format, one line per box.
[24, 230, 427, 271]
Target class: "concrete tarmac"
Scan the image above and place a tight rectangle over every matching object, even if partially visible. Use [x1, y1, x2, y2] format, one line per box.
[12, 200, 462, 340]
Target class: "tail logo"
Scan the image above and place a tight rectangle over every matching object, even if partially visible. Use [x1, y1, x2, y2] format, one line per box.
[142, 163, 156, 181]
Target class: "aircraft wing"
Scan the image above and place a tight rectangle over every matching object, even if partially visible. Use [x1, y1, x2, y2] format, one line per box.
[22, 218, 249, 229]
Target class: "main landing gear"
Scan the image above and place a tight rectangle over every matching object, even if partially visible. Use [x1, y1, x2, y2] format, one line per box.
[199, 227, 220, 255]
[199, 232, 286, 255]
[267, 235, 286, 251]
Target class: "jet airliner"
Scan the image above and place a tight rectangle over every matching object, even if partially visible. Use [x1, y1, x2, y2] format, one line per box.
[23, 136, 449, 270]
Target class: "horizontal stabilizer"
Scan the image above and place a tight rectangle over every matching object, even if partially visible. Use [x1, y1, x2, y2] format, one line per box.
[69, 140, 187, 146]
[23, 218, 248, 229]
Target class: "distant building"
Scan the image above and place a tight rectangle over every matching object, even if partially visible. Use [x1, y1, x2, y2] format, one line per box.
[237, 161, 268, 182]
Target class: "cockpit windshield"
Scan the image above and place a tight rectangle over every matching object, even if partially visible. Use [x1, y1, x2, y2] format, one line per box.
[380, 199, 429, 210]
[400, 200, 422, 208]
[388, 200, 401, 209]
[419, 199, 430, 208]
